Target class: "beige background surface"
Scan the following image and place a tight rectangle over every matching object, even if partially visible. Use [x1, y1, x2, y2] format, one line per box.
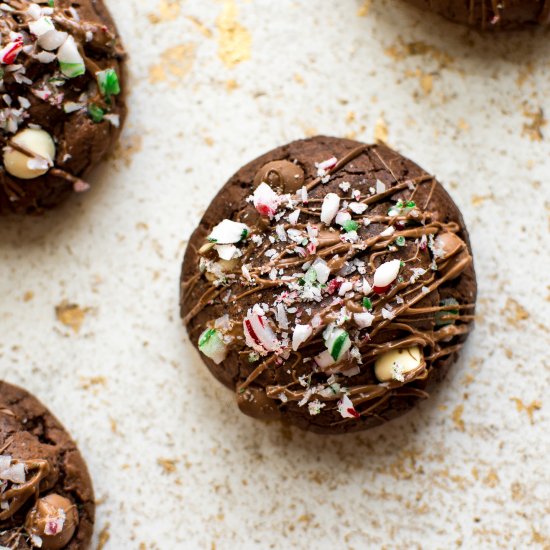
[0, 0, 549, 548]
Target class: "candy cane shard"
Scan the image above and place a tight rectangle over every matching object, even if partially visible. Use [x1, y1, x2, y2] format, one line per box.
[0, 35, 24, 64]
[207, 219, 249, 244]
[292, 324, 313, 351]
[57, 35, 85, 78]
[243, 305, 281, 355]
[373, 259, 401, 294]
[198, 329, 228, 364]
[320, 193, 340, 224]
[253, 182, 280, 218]
[337, 394, 360, 419]
[323, 324, 351, 362]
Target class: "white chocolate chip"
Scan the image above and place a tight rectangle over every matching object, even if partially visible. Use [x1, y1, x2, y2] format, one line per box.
[374, 346, 424, 382]
[3, 128, 55, 180]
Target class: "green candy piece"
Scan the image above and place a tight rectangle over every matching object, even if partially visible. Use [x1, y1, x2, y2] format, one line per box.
[96, 68, 121, 98]
[59, 62, 85, 79]
[435, 298, 460, 327]
[305, 267, 317, 283]
[342, 220, 359, 233]
[88, 104, 105, 123]
[362, 297, 372, 310]
[330, 331, 350, 361]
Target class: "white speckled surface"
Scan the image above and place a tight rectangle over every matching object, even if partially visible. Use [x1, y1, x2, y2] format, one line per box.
[1, 1, 549, 548]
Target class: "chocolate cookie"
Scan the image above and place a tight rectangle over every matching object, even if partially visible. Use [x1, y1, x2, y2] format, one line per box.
[0, 381, 94, 549]
[403, 0, 550, 29]
[0, 0, 126, 215]
[181, 136, 477, 435]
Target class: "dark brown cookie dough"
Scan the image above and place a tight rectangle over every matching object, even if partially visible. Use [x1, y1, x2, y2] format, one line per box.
[403, 0, 550, 29]
[0, 381, 94, 549]
[0, 0, 126, 215]
[181, 136, 477, 435]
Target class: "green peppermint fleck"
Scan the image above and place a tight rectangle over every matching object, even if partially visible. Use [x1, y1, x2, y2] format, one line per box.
[198, 329, 216, 348]
[87, 104, 105, 123]
[96, 68, 121, 99]
[396, 236, 406, 247]
[48, 0, 54, 6]
[305, 267, 317, 283]
[362, 297, 372, 310]
[435, 298, 459, 327]
[342, 220, 359, 233]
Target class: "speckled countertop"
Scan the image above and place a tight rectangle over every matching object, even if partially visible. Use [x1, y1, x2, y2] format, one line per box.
[0, 1, 549, 548]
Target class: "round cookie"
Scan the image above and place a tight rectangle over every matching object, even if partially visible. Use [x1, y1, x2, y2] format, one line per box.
[0, 0, 126, 215]
[403, 0, 550, 29]
[181, 136, 477, 434]
[0, 381, 94, 549]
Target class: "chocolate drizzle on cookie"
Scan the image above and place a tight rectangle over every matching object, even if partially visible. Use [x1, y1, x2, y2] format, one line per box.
[181, 137, 477, 433]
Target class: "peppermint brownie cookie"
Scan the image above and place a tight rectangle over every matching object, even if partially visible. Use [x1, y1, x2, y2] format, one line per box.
[0, 381, 94, 549]
[404, 0, 550, 29]
[181, 136, 477, 434]
[0, 0, 126, 215]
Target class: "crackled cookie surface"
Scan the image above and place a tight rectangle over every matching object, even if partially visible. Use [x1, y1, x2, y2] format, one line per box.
[181, 136, 477, 434]
[0, 382, 94, 549]
[404, 0, 550, 29]
[0, 0, 126, 215]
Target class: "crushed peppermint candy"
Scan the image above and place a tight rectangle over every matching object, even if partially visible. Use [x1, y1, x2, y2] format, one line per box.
[292, 323, 313, 351]
[244, 305, 281, 355]
[316, 156, 337, 179]
[208, 219, 249, 244]
[308, 400, 326, 415]
[253, 182, 280, 218]
[373, 260, 401, 293]
[320, 193, 340, 224]
[337, 395, 360, 419]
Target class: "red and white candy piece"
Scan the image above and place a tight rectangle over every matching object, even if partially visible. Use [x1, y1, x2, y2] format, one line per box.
[243, 305, 280, 355]
[373, 259, 401, 294]
[317, 156, 337, 177]
[320, 193, 340, 224]
[253, 182, 280, 218]
[0, 34, 24, 65]
[292, 323, 313, 351]
[337, 394, 360, 419]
